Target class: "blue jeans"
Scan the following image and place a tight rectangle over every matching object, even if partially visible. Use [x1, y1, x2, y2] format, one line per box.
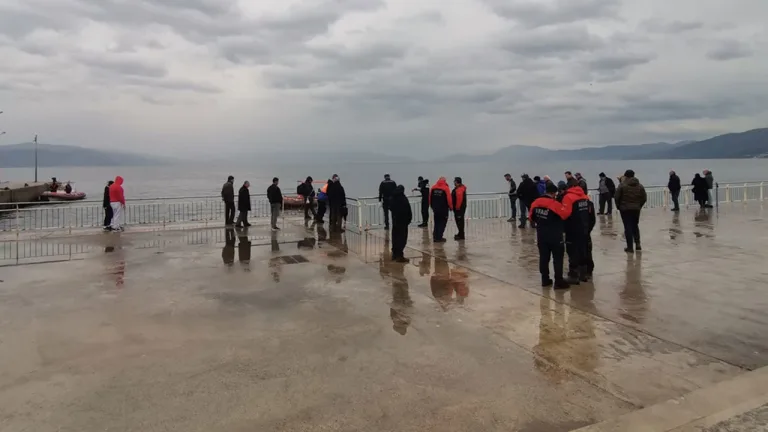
[509, 196, 517, 219]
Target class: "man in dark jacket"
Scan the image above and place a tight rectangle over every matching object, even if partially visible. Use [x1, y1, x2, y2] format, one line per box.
[267, 177, 282, 230]
[221, 175, 235, 225]
[452, 177, 467, 240]
[504, 173, 517, 222]
[390, 185, 412, 262]
[585, 199, 596, 278]
[529, 182, 572, 289]
[561, 179, 591, 284]
[430, 177, 453, 242]
[668, 170, 681, 212]
[614, 170, 647, 253]
[412, 177, 430, 228]
[379, 174, 397, 229]
[236, 181, 251, 228]
[597, 172, 616, 214]
[517, 174, 537, 228]
[327, 174, 346, 232]
[575, 173, 588, 195]
[102, 180, 114, 231]
[298, 176, 316, 220]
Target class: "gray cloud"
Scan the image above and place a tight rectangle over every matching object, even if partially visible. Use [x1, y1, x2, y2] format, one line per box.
[501, 25, 604, 57]
[485, 0, 620, 27]
[76, 54, 168, 78]
[707, 40, 754, 61]
[641, 19, 704, 34]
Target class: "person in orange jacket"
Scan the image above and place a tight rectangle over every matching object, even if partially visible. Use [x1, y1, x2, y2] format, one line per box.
[452, 177, 467, 240]
[429, 177, 453, 243]
[108, 176, 125, 232]
[560, 178, 592, 284]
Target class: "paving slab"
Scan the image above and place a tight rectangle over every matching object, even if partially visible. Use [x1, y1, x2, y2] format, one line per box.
[1, 203, 767, 431]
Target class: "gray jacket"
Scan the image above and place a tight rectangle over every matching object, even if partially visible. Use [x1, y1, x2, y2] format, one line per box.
[705, 172, 714, 189]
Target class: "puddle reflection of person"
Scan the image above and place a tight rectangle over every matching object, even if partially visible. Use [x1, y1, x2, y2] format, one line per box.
[238, 235, 251, 272]
[104, 246, 125, 288]
[389, 261, 413, 335]
[222, 229, 235, 266]
[430, 246, 452, 311]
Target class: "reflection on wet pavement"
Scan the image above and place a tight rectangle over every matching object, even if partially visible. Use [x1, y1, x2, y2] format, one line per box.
[2, 203, 768, 431]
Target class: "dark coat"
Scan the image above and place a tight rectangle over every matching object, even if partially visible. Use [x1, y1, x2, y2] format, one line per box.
[297, 182, 315, 199]
[327, 181, 346, 207]
[390, 187, 412, 226]
[103, 186, 110, 208]
[692, 176, 708, 202]
[668, 174, 681, 193]
[517, 177, 538, 205]
[267, 184, 282, 204]
[238, 186, 251, 211]
[221, 181, 235, 202]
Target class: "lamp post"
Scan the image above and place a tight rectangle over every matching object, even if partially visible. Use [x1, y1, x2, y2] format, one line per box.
[34, 134, 38, 183]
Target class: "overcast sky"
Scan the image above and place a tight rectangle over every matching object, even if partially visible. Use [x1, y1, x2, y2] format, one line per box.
[1, 0, 766, 158]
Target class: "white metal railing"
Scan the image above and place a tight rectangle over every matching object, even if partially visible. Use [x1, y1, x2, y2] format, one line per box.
[2, 182, 767, 232]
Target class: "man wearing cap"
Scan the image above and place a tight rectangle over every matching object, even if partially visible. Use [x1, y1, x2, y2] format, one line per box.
[529, 182, 572, 289]
[452, 177, 467, 240]
[412, 176, 430, 228]
[379, 174, 397, 230]
[221, 175, 235, 226]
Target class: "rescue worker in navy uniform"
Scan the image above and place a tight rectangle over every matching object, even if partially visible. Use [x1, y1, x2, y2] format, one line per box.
[585, 198, 597, 278]
[413, 177, 430, 228]
[529, 182, 572, 289]
[389, 185, 412, 262]
[378, 174, 397, 229]
[429, 177, 453, 243]
[452, 177, 467, 240]
[561, 178, 592, 284]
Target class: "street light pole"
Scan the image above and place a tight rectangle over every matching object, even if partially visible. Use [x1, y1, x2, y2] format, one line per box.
[34, 134, 38, 183]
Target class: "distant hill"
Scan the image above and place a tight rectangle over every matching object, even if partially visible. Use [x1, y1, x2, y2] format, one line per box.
[440, 128, 768, 161]
[639, 128, 768, 159]
[0, 143, 164, 167]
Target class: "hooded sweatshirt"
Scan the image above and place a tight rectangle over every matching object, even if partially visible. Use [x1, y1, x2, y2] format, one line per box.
[429, 177, 453, 215]
[390, 185, 413, 226]
[109, 176, 125, 205]
[561, 186, 591, 236]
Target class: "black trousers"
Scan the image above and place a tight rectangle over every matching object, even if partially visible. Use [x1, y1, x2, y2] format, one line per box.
[538, 239, 565, 281]
[585, 234, 594, 273]
[519, 200, 529, 225]
[508, 196, 517, 219]
[103, 205, 113, 227]
[316, 200, 327, 221]
[433, 213, 448, 240]
[329, 205, 343, 230]
[304, 198, 316, 219]
[566, 233, 587, 276]
[454, 210, 465, 237]
[224, 201, 236, 225]
[599, 193, 613, 213]
[421, 201, 429, 224]
[382, 200, 391, 227]
[236, 210, 249, 227]
[391, 224, 409, 258]
[620, 209, 641, 249]
[670, 190, 680, 210]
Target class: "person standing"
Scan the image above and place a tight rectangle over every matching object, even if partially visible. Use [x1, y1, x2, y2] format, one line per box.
[452, 177, 467, 241]
[597, 172, 615, 214]
[614, 170, 647, 253]
[390, 185, 412, 262]
[692, 173, 709, 209]
[267, 177, 282, 231]
[102, 180, 114, 231]
[316, 180, 329, 223]
[379, 174, 397, 229]
[298, 176, 316, 220]
[668, 171, 681, 212]
[429, 177, 453, 243]
[561, 179, 591, 284]
[517, 174, 537, 228]
[327, 174, 346, 232]
[109, 176, 126, 232]
[221, 175, 235, 226]
[575, 173, 588, 195]
[529, 182, 572, 289]
[412, 177, 430, 228]
[235, 180, 251, 228]
[704, 170, 715, 208]
[504, 173, 517, 222]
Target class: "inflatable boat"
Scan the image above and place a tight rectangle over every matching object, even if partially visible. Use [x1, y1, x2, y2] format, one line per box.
[41, 191, 87, 201]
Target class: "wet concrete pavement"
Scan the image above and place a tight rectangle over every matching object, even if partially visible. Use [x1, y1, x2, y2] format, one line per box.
[1, 203, 767, 431]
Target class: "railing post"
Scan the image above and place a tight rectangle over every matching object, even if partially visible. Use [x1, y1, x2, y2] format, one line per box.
[761, 182, 765, 201]
[684, 186, 690, 206]
[498, 196, 503, 219]
[663, 189, 668, 208]
[743, 183, 748, 203]
[725, 184, 730, 202]
[357, 201, 362, 230]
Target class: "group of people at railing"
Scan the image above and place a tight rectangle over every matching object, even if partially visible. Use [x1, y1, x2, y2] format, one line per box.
[668, 170, 715, 210]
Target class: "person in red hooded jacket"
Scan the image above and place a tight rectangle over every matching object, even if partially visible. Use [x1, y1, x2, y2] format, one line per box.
[109, 176, 126, 232]
[429, 177, 453, 243]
